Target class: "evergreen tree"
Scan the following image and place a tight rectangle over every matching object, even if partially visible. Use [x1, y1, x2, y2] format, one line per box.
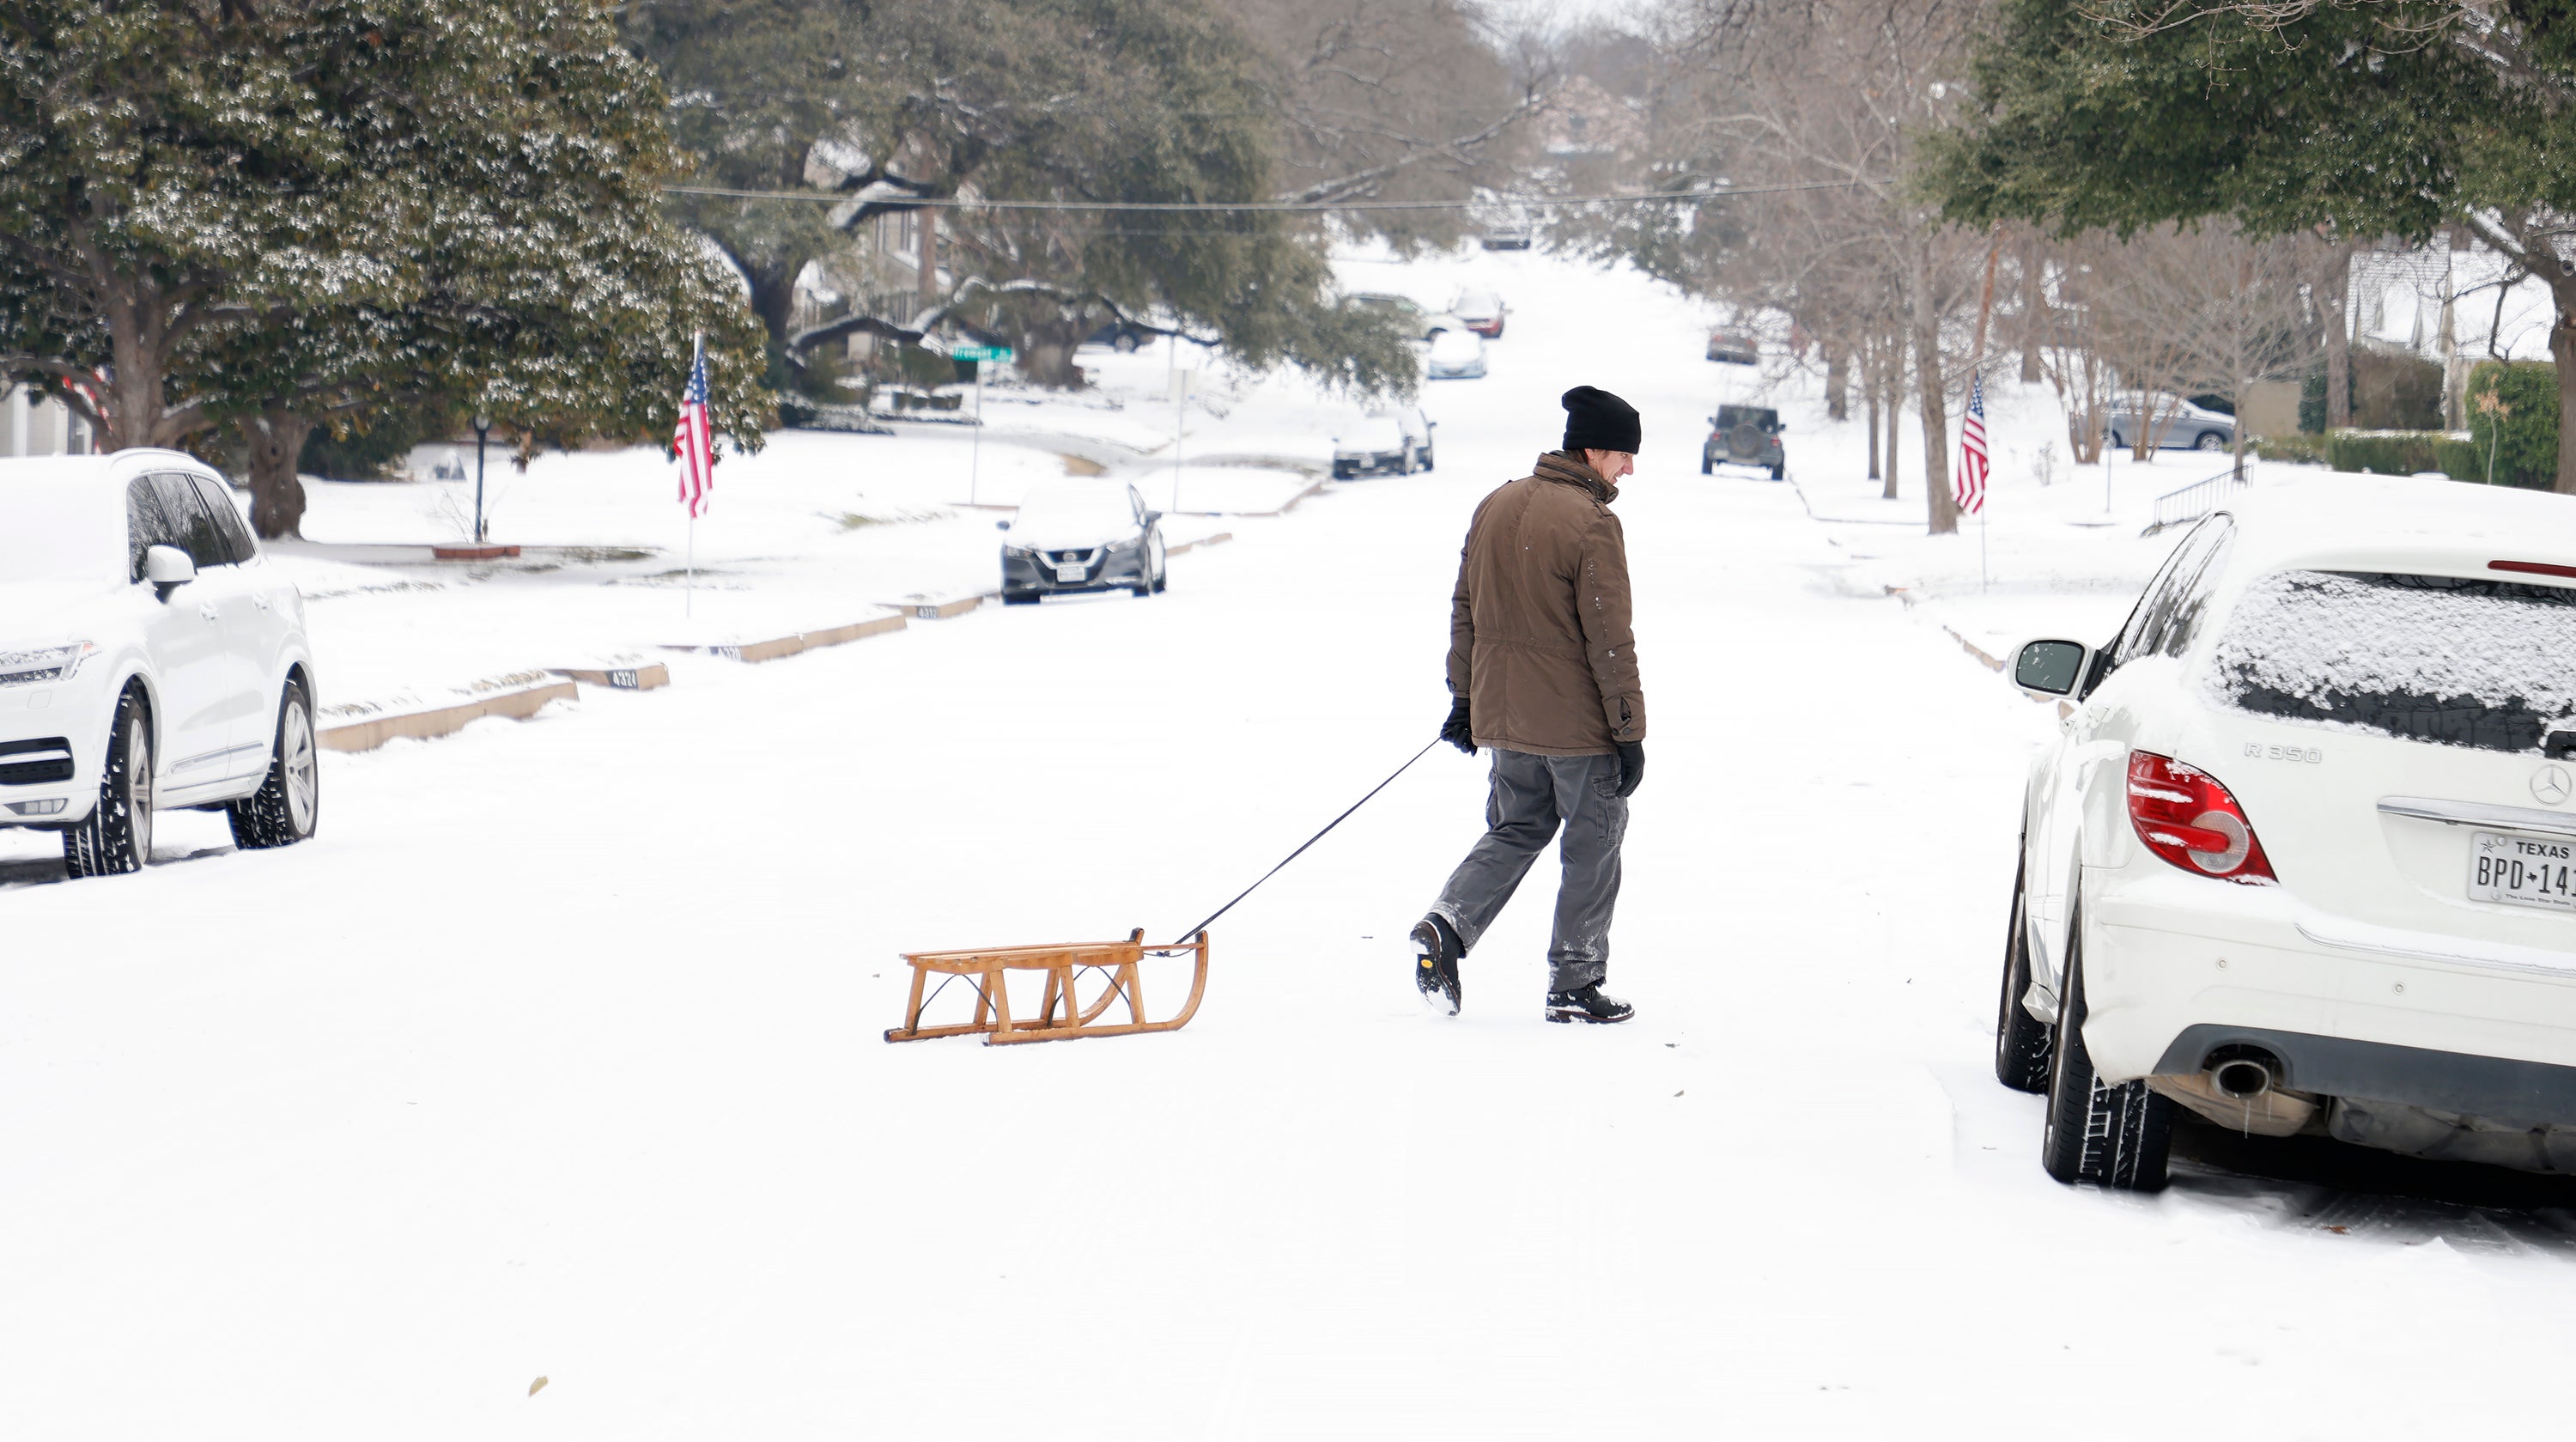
[1925, 1, 2576, 494]
[0, 0, 769, 535]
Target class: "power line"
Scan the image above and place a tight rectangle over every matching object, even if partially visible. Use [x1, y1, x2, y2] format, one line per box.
[658, 179, 1877, 211]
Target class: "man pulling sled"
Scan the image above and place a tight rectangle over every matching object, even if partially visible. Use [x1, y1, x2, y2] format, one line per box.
[1413, 386, 1649, 1025]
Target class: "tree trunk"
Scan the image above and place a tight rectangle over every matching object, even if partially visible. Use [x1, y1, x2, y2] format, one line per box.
[102, 287, 171, 453]
[2322, 245, 2353, 430]
[1882, 342, 1902, 500]
[2550, 305, 2576, 496]
[1911, 251, 1959, 535]
[236, 410, 313, 539]
[2018, 235, 2044, 384]
[744, 260, 797, 350]
[1000, 311, 1090, 390]
[1865, 352, 1881, 482]
[918, 208, 939, 304]
[1825, 342, 1848, 421]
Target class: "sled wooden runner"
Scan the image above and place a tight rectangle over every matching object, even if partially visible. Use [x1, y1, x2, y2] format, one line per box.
[884, 928, 1210, 1045]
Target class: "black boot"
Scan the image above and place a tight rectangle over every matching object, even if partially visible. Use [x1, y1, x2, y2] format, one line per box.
[1546, 983, 1633, 1025]
[1412, 914, 1463, 1017]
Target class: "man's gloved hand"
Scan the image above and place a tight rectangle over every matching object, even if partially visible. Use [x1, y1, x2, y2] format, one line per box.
[1613, 740, 1646, 798]
[1440, 697, 1476, 755]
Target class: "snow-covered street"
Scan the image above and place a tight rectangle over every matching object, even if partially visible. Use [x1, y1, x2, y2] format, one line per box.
[9, 251, 2576, 1440]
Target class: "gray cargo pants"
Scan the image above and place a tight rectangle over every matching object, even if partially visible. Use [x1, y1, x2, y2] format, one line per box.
[1428, 746, 1627, 992]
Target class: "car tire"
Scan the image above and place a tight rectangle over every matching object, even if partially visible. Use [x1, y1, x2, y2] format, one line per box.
[63, 685, 153, 879]
[2107, 430, 2126, 451]
[1700, 455, 1714, 475]
[1419, 447, 1435, 472]
[1768, 464, 1785, 481]
[227, 677, 319, 850]
[1112, 333, 1140, 353]
[2039, 912, 2175, 1190]
[2195, 431, 2227, 452]
[1995, 855, 2053, 1092]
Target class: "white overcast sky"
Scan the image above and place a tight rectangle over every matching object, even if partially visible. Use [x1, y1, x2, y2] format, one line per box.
[1482, 0, 1645, 33]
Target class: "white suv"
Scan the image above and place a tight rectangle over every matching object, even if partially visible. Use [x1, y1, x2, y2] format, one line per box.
[2001, 478, 2576, 1189]
[1, 450, 319, 877]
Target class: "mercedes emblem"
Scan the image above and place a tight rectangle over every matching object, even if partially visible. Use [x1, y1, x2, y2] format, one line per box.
[2536, 764, 2573, 807]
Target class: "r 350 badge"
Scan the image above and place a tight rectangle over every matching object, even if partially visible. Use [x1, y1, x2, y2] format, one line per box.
[2245, 742, 2323, 764]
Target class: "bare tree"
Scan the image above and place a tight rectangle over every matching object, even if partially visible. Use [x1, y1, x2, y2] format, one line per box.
[1605, 0, 1993, 532]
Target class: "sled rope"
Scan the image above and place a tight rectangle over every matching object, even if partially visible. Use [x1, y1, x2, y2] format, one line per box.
[1170, 738, 1443, 946]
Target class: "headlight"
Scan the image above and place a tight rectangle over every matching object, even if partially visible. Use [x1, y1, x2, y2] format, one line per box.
[0, 642, 96, 687]
[1004, 545, 1037, 557]
[1105, 537, 1139, 553]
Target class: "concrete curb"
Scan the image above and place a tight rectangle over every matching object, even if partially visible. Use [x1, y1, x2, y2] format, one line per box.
[319, 679, 579, 753]
[1884, 586, 2008, 674]
[662, 612, 907, 664]
[1166, 532, 1232, 556]
[547, 663, 671, 691]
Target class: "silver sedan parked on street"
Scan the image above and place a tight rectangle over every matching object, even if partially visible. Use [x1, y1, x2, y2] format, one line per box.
[2106, 392, 2236, 453]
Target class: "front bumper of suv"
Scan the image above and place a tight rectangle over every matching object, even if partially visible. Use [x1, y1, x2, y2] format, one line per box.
[0, 660, 115, 827]
[2079, 866, 2576, 1124]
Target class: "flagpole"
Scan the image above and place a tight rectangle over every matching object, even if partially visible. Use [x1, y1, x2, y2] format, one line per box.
[686, 331, 702, 619]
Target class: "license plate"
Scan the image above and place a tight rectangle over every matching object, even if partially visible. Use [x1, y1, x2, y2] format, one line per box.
[2470, 831, 2576, 912]
[1054, 563, 1086, 583]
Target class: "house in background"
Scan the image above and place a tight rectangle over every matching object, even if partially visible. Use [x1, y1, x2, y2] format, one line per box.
[4, 383, 93, 457]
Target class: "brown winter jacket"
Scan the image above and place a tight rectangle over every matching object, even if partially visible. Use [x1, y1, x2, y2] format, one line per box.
[1447, 451, 1646, 757]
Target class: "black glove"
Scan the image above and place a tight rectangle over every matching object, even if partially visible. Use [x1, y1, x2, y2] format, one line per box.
[1613, 740, 1646, 798]
[1440, 697, 1476, 754]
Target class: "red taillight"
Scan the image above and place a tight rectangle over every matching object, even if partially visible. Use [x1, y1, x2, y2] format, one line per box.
[2491, 560, 2576, 581]
[2126, 751, 2277, 885]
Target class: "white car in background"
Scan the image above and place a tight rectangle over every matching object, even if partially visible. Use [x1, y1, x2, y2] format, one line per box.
[1450, 289, 1507, 338]
[1425, 329, 1488, 380]
[1, 450, 319, 877]
[2000, 479, 2576, 1189]
[1329, 406, 1433, 478]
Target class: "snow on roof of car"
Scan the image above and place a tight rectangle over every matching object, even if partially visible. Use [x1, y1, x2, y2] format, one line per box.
[2215, 475, 2576, 581]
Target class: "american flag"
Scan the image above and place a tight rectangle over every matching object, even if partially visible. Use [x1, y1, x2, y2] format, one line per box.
[1953, 371, 1990, 515]
[672, 338, 714, 519]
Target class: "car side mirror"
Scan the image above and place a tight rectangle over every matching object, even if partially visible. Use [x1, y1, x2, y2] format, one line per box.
[145, 544, 196, 592]
[1141, 510, 1163, 526]
[995, 520, 1011, 531]
[2013, 639, 2090, 699]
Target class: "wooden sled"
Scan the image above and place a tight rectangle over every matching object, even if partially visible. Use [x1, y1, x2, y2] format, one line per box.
[884, 928, 1210, 1045]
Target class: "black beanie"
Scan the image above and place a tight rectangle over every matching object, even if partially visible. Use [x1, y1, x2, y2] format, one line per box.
[1561, 385, 1641, 454]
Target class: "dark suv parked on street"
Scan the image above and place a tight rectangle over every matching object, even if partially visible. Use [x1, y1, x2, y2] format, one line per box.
[1702, 405, 1786, 479]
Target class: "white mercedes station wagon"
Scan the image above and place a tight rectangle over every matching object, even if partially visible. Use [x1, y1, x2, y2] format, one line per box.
[1, 450, 319, 877]
[2000, 478, 2576, 1189]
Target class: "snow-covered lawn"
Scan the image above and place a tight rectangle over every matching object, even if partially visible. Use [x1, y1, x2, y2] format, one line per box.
[8, 246, 2576, 1441]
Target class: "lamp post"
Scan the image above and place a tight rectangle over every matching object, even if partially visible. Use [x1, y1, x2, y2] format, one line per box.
[471, 414, 491, 544]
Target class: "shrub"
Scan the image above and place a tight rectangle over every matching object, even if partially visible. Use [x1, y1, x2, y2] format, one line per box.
[2253, 433, 2327, 465]
[2464, 361, 2558, 490]
[2325, 430, 2451, 478]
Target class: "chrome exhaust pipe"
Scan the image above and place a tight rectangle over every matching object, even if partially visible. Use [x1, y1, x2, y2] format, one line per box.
[2211, 1056, 2274, 1101]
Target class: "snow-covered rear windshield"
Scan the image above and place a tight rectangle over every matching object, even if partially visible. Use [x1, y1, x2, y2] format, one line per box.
[2207, 570, 2576, 754]
[1015, 481, 1135, 531]
[0, 482, 124, 586]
